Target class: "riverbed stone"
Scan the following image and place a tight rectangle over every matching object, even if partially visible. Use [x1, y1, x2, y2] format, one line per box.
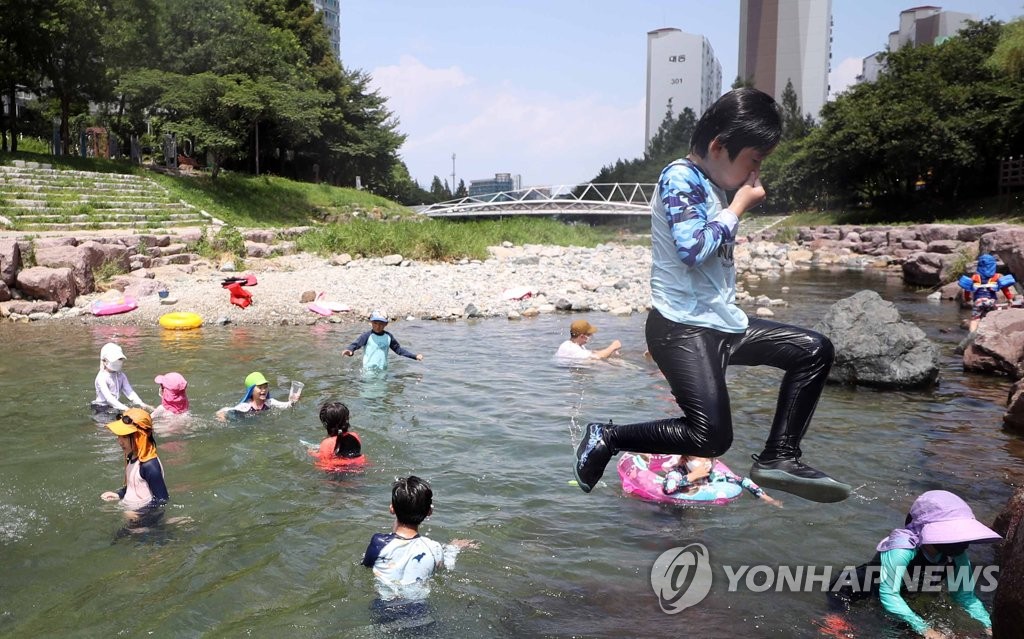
[992, 488, 1024, 637]
[1004, 380, 1024, 432]
[963, 309, 1024, 378]
[382, 254, 403, 266]
[16, 266, 77, 307]
[980, 229, 1024, 283]
[902, 252, 953, 286]
[3, 300, 58, 315]
[0, 239, 21, 286]
[814, 290, 939, 388]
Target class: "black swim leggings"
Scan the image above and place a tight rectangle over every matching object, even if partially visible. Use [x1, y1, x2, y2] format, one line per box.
[605, 308, 834, 460]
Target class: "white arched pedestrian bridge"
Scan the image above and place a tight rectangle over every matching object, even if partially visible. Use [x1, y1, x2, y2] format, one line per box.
[419, 183, 656, 218]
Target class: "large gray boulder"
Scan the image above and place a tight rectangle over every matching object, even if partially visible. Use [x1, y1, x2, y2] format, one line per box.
[813, 290, 939, 388]
[963, 309, 1024, 378]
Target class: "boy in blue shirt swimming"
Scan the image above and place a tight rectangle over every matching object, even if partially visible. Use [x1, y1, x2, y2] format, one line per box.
[343, 310, 423, 370]
[362, 476, 476, 621]
[573, 88, 850, 503]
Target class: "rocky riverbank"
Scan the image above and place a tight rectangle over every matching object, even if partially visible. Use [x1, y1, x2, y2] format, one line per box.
[3, 220, 1023, 327]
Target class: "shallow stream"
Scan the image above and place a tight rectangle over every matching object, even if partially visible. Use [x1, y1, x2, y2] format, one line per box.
[1, 268, 1020, 638]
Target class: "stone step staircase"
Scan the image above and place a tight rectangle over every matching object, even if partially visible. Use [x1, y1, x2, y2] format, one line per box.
[0, 160, 211, 231]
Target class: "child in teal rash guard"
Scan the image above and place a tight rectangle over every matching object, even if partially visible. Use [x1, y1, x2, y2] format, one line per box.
[830, 490, 1001, 638]
[342, 310, 424, 370]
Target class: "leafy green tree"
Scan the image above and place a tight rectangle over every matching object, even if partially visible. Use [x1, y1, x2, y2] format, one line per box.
[780, 79, 813, 141]
[732, 76, 755, 90]
[0, 0, 58, 151]
[36, 0, 110, 155]
[454, 179, 467, 198]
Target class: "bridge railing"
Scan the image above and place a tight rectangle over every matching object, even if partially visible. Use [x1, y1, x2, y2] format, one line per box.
[420, 183, 656, 217]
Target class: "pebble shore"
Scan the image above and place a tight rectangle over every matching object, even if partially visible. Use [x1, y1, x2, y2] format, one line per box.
[7, 238, 824, 327]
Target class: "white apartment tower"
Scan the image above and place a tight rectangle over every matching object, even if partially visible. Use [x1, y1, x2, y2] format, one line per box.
[312, 0, 342, 60]
[860, 6, 974, 83]
[738, 0, 832, 118]
[645, 28, 723, 149]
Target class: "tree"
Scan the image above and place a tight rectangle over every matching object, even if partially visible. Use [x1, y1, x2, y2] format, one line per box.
[780, 79, 812, 141]
[454, 179, 467, 198]
[36, 0, 110, 155]
[732, 76, 755, 90]
[0, 0, 57, 151]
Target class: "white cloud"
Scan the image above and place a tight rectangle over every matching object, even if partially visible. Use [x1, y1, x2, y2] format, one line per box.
[829, 57, 864, 99]
[368, 56, 645, 188]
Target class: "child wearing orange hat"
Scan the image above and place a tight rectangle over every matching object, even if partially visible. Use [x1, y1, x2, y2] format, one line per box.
[100, 408, 169, 511]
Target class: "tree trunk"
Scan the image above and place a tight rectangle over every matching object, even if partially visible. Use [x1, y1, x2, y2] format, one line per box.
[3, 81, 16, 152]
[60, 95, 71, 156]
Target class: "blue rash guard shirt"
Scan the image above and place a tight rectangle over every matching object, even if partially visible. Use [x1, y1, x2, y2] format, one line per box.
[650, 158, 747, 333]
[346, 330, 417, 369]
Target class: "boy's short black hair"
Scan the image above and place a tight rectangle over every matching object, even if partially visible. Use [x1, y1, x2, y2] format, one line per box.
[690, 88, 782, 160]
[392, 475, 433, 527]
[319, 401, 350, 436]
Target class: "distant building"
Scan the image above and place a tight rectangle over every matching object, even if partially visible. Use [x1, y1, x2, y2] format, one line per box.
[738, 0, 833, 119]
[859, 6, 974, 83]
[312, 0, 342, 60]
[645, 28, 723, 149]
[469, 173, 521, 198]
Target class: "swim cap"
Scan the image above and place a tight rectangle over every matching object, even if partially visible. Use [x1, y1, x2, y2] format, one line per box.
[245, 372, 268, 387]
[977, 254, 997, 279]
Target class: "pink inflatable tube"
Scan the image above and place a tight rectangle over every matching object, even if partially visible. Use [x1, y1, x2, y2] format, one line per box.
[617, 453, 743, 505]
[91, 296, 138, 316]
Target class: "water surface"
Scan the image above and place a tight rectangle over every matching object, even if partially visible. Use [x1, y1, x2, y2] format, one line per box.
[0, 268, 1020, 638]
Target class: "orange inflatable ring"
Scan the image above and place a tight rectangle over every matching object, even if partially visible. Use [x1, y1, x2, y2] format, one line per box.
[159, 312, 203, 330]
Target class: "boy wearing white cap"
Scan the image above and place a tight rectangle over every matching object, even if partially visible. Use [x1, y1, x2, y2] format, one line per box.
[342, 310, 423, 370]
[92, 342, 153, 416]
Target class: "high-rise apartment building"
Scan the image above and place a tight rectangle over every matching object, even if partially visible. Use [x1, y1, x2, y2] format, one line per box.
[312, 0, 342, 60]
[859, 6, 973, 83]
[645, 28, 722, 149]
[738, 0, 832, 118]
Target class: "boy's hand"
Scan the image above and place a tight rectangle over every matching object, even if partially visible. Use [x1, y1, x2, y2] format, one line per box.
[729, 172, 766, 217]
[100, 491, 120, 501]
[416, 354, 424, 361]
[342, 349, 354, 357]
[450, 539, 479, 549]
[609, 339, 622, 351]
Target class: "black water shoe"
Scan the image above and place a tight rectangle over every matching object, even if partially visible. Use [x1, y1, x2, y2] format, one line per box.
[749, 454, 851, 503]
[573, 422, 614, 493]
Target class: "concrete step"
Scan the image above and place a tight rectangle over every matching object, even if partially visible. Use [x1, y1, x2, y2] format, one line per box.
[0, 178, 157, 190]
[6, 199, 186, 210]
[2, 192, 174, 202]
[8, 209, 198, 220]
[0, 165, 151, 181]
[12, 212, 205, 222]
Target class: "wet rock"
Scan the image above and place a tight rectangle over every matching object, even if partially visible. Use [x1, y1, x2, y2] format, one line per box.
[992, 488, 1024, 637]
[0, 281, 9, 302]
[963, 309, 1024, 378]
[4, 300, 59, 314]
[902, 252, 953, 287]
[1004, 380, 1024, 432]
[814, 290, 939, 388]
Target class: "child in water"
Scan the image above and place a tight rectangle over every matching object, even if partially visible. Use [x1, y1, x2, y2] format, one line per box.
[100, 408, 169, 512]
[362, 476, 477, 621]
[661, 455, 781, 506]
[964, 253, 1015, 332]
[150, 372, 189, 420]
[312, 401, 366, 470]
[829, 490, 1000, 638]
[216, 371, 296, 421]
[92, 343, 154, 417]
[342, 310, 423, 370]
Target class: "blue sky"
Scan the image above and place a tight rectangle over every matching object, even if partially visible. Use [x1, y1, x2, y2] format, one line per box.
[341, 1, 1022, 189]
